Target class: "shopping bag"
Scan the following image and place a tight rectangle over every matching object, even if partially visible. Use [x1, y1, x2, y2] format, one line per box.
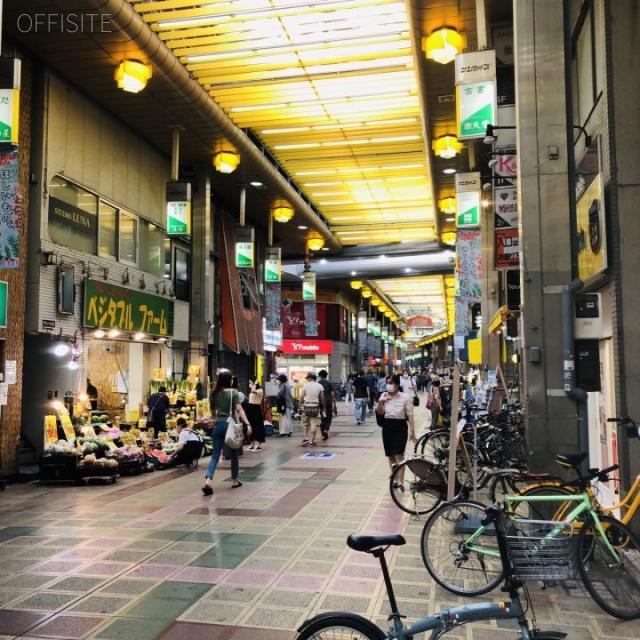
[225, 417, 244, 449]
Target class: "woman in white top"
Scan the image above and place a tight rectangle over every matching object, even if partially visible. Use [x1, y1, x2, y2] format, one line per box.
[375, 373, 415, 487]
[246, 376, 266, 451]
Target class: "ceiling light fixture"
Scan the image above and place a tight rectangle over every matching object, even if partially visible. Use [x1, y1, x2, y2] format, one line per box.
[115, 60, 152, 93]
[307, 238, 325, 252]
[361, 287, 372, 298]
[438, 196, 457, 214]
[350, 280, 363, 290]
[432, 135, 463, 159]
[423, 27, 463, 65]
[213, 150, 240, 174]
[272, 204, 293, 223]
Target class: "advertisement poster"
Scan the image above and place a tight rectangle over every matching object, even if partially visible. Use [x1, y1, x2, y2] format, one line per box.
[575, 138, 606, 283]
[0, 153, 20, 268]
[44, 415, 58, 445]
[494, 187, 518, 228]
[495, 228, 520, 269]
[455, 230, 482, 300]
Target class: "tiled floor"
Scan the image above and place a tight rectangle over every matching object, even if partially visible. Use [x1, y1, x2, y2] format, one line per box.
[0, 400, 637, 639]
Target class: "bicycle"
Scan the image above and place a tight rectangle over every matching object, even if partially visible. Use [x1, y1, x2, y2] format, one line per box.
[420, 486, 640, 619]
[295, 503, 567, 640]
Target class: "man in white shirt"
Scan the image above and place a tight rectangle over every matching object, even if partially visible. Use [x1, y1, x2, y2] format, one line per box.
[299, 372, 325, 447]
[399, 371, 417, 395]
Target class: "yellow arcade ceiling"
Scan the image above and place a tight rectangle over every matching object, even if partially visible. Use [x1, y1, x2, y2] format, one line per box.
[131, 0, 436, 247]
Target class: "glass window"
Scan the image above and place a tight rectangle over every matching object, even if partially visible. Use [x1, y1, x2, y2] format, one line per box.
[174, 247, 189, 301]
[48, 175, 98, 253]
[99, 202, 117, 258]
[119, 212, 138, 265]
[139, 220, 165, 278]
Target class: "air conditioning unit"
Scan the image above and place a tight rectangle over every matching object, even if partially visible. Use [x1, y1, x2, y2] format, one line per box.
[574, 293, 603, 339]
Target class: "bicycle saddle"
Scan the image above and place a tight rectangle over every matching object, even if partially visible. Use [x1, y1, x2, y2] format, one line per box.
[347, 534, 406, 552]
[555, 452, 588, 468]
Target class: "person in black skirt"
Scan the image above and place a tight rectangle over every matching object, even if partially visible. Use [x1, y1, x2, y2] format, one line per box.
[246, 376, 266, 451]
[375, 374, 416, 489]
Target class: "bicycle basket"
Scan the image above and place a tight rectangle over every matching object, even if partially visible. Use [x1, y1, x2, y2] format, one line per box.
[506, 519, 577, 580]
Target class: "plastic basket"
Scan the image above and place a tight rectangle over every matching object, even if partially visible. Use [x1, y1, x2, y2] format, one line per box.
[505, 519, 577, 580]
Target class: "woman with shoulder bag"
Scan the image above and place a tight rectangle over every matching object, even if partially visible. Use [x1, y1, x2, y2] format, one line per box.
[375, 374, 415, 489]
[246, 377, 266, 451]
[429, 377, 443, 430]
[202, 369, 252, 496]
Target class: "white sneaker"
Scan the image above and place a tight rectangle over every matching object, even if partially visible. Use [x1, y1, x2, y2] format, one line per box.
[301, 438, 310, 446]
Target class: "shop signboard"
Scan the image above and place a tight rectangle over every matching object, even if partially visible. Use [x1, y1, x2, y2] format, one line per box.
[495, 228, 520, 269]
[281, 339, 333, 354]
[456, 191, 480, 228]
[575, 137, 607, 284]
[265, 247, 281, 282]
[44, 415, 58, 445]
[83, 278, 174, 337]
[0, 281, 7, 327]
[302, 271, 316, 301]
[166, 182, 191, 236]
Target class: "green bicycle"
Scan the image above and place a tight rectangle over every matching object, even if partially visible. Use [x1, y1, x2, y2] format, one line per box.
[420, 487, 640, 619]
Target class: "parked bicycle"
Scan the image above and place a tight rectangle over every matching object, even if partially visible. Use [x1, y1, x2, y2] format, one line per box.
[420, 478, 640, 619]
[295, 503, 567, 640]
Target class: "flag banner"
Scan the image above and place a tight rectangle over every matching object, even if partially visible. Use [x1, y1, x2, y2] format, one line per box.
[265, 283, 281, 329]
[304, 302, 318, 336]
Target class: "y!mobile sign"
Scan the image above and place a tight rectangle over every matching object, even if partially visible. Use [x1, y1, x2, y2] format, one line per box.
[281, 339, 333, 354]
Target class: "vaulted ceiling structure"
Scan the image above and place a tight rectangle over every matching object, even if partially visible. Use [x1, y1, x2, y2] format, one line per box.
[3, 0, 513, 343]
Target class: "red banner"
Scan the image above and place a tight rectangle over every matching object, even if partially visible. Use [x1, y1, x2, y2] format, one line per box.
[281, 339, 333, 354]
[495, 228, 520, 269]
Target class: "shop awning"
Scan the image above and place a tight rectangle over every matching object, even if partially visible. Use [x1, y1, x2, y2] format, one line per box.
[487, 305, 519, 334]
[219, 213, 264, 355]
[416, 328, 449, 347]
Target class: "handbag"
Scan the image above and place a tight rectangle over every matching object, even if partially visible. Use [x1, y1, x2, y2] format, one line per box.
[413, 390, 420, 407]
[303, 401, 320, 417]
[224, 390, 244, 449]
[375, 410, 385, 427]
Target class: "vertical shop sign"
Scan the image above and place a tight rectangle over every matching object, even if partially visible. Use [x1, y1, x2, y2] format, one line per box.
[235, 226, 254, 268]
[0, 153, 20, 268]
[455, 172, 481, 228]
[0, 281, 7, 327]
[0, 59, 20, 145]
[302, 271, 316, 301]
[265, 247, 281, 282]
[44, 415, 58, 445]
[165, 182, 191, 236]
[455, 50, 497, 140]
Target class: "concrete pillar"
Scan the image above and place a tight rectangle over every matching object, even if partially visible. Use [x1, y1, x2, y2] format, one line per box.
[189, 165, 211, 391]
[514, 0, 579, 470]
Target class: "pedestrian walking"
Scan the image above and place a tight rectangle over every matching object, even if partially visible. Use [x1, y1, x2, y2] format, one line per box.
[318, 369, 337, 440]
[352, 369, 369, 425]
[246, 376, 266, 451]
[299, 372, 324, 447]
[276, 374, 294, 436]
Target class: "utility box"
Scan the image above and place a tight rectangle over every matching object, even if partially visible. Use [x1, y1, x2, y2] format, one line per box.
[574, 293, 603, 339]
[575, 339, 601, 392]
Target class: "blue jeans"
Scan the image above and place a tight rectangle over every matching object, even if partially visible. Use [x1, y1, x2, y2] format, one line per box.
[205, 420, 239, 481]
[355, 398, 367, 423]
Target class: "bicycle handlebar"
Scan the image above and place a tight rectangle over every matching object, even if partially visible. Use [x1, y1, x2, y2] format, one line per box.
[606, 416, 639, 438]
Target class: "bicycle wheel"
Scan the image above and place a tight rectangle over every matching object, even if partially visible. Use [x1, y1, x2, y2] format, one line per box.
[390, 458, 446, 515]
[421, 500, 504, 596]
[508, 484, 575, 521]
[416, 429, 450, 463]
[576, 515, 640, 620]
[296, 614, 386, 640]
[488, 474, 521, 504]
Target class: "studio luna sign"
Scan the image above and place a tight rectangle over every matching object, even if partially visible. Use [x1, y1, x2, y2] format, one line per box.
[83, 278, 174, 338]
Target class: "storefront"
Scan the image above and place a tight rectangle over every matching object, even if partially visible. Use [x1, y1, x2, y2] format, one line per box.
[276, 338, 332, 386]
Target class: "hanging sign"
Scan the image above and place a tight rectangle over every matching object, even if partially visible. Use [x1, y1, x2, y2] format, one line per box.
[302, 271, 316, 301]
[235, 226, 255, 268]
[265, 247, 281, 282]
[494, 187, 518, 228]
[0, 281, 7, 327]
[456, 191, 480, 228]
[166, 182, 191, 236]
[495, 228, 520, 269]
[455, 50, 497, 141]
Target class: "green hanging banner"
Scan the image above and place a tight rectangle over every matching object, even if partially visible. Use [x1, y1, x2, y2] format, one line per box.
[166, 182, 191, 236]
[235, 226, 255, 268]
